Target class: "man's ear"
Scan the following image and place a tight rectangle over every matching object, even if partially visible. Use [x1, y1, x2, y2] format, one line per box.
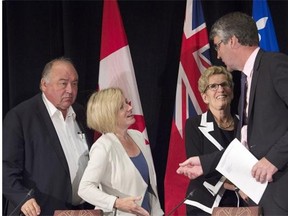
[40, 79, 47, 90]
[230, 35, 241, 48]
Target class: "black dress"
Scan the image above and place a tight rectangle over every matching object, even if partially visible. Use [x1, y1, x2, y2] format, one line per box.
[185, 111, 246, 216]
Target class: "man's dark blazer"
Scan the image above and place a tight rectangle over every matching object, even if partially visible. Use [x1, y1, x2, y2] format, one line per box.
[3, 93, 94, 215]
[242, 49, 288, 213]
[185, 110, 239, 213]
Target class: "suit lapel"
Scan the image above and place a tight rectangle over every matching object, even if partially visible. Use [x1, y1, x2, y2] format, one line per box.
[249, 49, 263, 123]
[128, 130, 158, 196]
[198, 111, 224, 151]
[35, 94, 70, 176]
[127, 130, 153, 175]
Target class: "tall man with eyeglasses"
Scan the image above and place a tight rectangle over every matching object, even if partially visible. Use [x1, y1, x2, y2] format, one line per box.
[177, 12, 288, 215]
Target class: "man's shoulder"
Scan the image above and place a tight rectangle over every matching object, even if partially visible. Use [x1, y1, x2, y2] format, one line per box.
[3, 93, 44, 124]
[259, 49, 288, 59]
[7, 93, 42, 113]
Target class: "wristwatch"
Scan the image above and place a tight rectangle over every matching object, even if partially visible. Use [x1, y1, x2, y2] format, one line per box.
[234, 186, 240, 193]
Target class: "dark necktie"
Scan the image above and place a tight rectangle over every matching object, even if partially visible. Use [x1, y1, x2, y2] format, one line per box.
[239, 73, 247, 127]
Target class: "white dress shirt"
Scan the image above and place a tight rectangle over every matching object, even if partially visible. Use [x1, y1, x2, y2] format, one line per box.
[42, 93, 89, 205]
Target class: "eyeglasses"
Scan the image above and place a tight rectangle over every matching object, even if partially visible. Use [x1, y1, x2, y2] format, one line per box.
[204, 81, 231, 92]
[214, 40, 223, 51]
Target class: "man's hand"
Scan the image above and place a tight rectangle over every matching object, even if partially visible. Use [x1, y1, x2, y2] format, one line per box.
[176, 156, 203, 179]
[251, 157, 278, 183]
[21, 198, 41, 216]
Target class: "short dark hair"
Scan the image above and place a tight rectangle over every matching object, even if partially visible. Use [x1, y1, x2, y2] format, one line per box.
[209, 12, 259, 46]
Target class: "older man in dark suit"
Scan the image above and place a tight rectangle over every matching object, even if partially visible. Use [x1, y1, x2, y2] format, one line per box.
[3, 57, 94, 216]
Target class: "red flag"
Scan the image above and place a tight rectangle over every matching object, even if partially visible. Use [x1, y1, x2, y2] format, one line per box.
[164, 0, 211, 215]
[99, 0, 149, 144]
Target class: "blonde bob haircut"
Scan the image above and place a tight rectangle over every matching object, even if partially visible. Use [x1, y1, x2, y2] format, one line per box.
[198, 66, 234, 94]
[87, 87, 124, 134]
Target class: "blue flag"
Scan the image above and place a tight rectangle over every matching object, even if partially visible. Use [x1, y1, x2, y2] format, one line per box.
[253, 0, 279, 51]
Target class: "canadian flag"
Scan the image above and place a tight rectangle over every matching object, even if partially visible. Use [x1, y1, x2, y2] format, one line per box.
[98, 0, 149, 144]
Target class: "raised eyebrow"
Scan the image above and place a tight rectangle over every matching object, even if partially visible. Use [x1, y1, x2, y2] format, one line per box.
[58, 78, 68, 82]
[58, 79, 68, 84]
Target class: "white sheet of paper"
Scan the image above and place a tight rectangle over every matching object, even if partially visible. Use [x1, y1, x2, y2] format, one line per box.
[216, 138, 268, 204]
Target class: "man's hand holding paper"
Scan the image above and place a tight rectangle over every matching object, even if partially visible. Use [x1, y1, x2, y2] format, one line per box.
[252, 157, 278, 183]
[216, 138, 268, 204]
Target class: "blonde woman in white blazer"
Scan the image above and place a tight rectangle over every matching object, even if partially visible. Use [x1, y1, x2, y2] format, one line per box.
[78, 87, 164, 216]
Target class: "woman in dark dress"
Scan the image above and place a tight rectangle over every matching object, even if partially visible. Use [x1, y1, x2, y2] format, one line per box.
[183, 66, 248, 215]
